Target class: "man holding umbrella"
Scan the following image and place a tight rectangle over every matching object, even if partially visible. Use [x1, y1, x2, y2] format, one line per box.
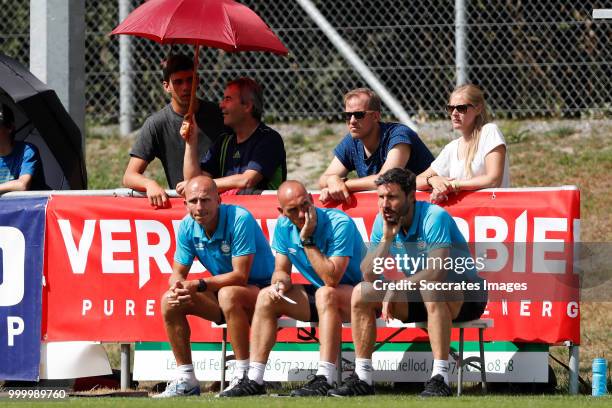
[182, 77, 286, 194]
[123, 54, 226, 207]
[113, 0, 289, 199]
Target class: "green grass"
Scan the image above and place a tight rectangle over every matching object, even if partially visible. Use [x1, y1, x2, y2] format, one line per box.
[1, 395, 610, 407]
[498, 122, 528, 145]
[543, 127, 575, 139]
[288, 132, 306, 145]
[86, 136, 166, 190]
[318, 127, 336, 137]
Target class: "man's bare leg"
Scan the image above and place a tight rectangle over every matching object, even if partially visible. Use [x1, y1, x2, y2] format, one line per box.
[217, 285, 260, 382]
[350, 283, 381, 359]
[422, 288, 463, 395]
[217, 285, 260, 360]
[304, 284, 353, 387]
[161, 290, 222, 365]
[327, 283, 378, 396]
[157, 290, 222, 397]
[316, 285, 352, 363]
[249, 285, 311, 378]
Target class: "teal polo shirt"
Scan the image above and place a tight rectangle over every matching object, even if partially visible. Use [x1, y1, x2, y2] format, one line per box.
[175, 204, 273, 285]
[272, 207, 364, 288]
[370, 201, 480, 282]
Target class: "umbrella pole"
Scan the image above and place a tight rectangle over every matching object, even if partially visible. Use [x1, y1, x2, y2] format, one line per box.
[187, 44, 200, 118]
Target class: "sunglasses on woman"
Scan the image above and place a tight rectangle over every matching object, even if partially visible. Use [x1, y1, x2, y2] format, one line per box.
[446, 104, 474, 114]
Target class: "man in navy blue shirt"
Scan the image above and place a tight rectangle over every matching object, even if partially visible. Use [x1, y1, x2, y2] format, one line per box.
[155, 175, 274, 398]
[183, 78, 286, 194]
[220, 180, 365, 397]
[318, 88, 433, 203]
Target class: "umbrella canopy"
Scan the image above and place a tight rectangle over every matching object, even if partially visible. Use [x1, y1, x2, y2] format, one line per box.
[110, 0, 288, 54]
[0, 52, 87, 190]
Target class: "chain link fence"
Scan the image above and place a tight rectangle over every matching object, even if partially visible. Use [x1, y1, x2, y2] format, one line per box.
[0, 1, 29, 66]
[1, 1, 610, 128]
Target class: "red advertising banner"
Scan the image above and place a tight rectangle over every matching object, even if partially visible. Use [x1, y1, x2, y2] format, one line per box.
[43, 188, 580, 344]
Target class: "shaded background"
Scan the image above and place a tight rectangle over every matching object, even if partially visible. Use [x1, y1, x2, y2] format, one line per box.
[1, 0, 610, 126]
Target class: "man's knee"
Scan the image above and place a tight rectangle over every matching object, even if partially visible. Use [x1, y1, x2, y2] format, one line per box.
[315, 286, 339, 311]
[254, 287, 278, 314]
[217, 286, 243, 314]
[351, 282, 371, 308]
[424, 301, 447, 316]
[160, 291, 186, 320]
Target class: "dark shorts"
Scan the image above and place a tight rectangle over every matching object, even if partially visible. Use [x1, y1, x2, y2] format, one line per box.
[375, 282, 488, 323]
[393, 279, 488, 323]
[401, 299, 488, 323]
[303, 285, 320, 323]
[212, 291, 227, 325]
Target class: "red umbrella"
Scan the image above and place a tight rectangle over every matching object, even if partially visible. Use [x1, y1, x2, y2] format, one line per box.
[111, 0, 288, 117]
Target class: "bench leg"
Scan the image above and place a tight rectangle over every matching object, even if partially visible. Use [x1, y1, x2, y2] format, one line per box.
[457, 328, 464, 396]
[478, 328, 487, 393]
[569, 343, 579, 395]
[220, 327, 227, 391]
[337, 343, 343, 385]
[120, 343, 131, 391]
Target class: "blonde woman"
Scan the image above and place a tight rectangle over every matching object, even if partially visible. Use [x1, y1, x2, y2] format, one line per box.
[417, 84, 509, 203]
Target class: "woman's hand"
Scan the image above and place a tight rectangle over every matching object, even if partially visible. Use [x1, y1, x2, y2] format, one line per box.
[429, 176, 455, 195]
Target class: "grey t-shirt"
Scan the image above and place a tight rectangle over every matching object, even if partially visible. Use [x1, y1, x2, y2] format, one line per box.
[129, 100, 226, 189]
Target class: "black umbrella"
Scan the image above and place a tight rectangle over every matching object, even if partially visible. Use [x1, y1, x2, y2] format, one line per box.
[0, 52, 87, 190]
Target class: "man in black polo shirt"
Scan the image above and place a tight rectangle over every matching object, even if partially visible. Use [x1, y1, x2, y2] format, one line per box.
[182, 77, 286, 194]
[123, 54, 225, 207]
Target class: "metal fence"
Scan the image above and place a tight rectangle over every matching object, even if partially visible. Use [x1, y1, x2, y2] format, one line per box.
[1, 1, 610, 128]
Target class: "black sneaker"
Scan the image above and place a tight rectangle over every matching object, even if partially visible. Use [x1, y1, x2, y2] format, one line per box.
[327, 373, 375, 397]
[420, 374, 452, 397]
[217, 374, 266, 397]
[291, 375, 332, 397]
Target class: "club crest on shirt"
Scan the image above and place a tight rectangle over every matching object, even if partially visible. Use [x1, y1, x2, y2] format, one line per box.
[221, 241, 231, 254]
[416, 238, 427, 251]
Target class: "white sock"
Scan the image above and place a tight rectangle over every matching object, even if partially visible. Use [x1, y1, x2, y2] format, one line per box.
[234, 359, 249, 379]
[432, 359, 449, 385]
[247, 362, 266, 385]
[176, 364, 197, 384]
[354, 358, 373, 385]
[315, 361, 336, 385]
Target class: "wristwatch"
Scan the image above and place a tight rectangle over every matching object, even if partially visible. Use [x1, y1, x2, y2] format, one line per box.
[196, 279, 208, 292]
[301, 236, 316, 247]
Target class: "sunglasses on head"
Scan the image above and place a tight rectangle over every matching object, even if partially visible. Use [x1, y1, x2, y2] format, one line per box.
[342, 111, 373, 121]
[446, 104, 474, 114]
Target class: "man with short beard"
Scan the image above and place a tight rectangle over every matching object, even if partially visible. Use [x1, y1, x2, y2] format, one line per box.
[328, 168, 487, 398]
